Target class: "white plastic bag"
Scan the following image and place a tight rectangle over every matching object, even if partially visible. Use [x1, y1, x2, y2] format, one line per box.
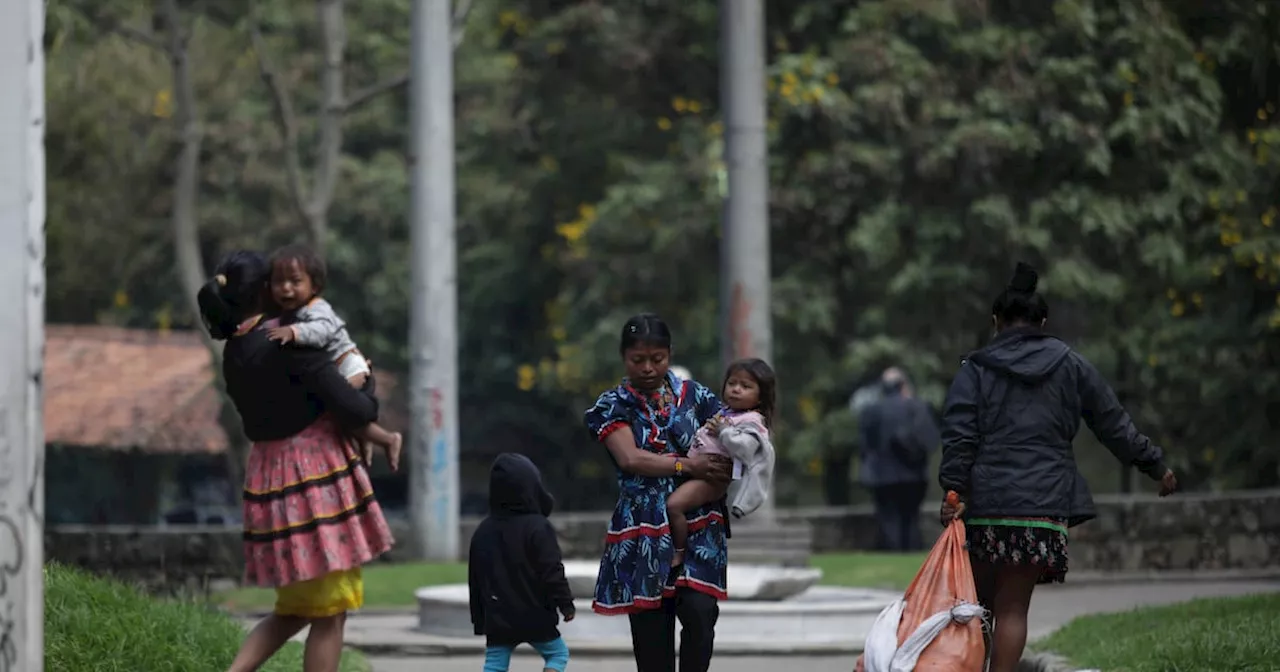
[862, 598, 906, 672]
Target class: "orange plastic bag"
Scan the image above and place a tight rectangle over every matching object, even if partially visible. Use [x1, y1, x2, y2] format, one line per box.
[855, 492, 986, 672]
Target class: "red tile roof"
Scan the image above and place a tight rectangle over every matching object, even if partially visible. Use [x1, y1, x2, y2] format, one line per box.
[44, 324, 405, 454]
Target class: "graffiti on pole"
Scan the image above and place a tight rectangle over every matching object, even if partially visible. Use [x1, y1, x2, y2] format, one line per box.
[729, 282, 755, 359]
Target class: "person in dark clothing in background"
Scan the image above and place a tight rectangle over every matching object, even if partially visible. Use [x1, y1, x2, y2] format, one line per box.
[938, 262, 1179, 672]
[858, 366, 940, 552]
[469, 453, 575, 672]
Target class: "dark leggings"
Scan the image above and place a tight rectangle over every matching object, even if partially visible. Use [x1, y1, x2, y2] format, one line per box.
[627, 587, 720, 672]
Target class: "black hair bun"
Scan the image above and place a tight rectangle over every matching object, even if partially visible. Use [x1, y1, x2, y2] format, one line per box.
[1009, 262, 1038, 294]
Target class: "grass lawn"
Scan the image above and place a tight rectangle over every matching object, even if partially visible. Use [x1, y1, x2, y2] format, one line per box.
[45, 563, 369, 672]
[1035, 593, 1280, 672]
[216, 561, 468, 612]
[811, 551, 927, 591]
[216, 551, 925, 612]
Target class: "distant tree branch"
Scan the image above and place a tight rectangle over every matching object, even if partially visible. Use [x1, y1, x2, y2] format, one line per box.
[344, 74, 409, 113]
[111, 23, 168, 51]
[80, 2, 168, 53]
[342, 0, 473, 114]
[452, 0, 475, 49]
[310, 0, 347, 246]
[247, 0, 311, 229]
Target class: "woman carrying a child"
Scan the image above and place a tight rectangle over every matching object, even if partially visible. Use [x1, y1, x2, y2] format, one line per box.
[938, 262, 1178, 672]
[197, 249, 396, 672]
[584, 313, 775, 672]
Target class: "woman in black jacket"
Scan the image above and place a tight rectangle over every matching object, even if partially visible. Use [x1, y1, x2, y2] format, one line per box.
[198, 250, 396, 672]
[938, 262, 1178, 672]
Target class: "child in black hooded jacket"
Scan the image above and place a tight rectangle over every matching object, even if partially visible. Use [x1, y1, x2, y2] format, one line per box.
[469, 453, 575, 672]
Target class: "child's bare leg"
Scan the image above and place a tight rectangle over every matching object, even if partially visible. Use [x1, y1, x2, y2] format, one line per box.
[344, 366, 401, 471]
[666, 479, 729, 567]
[350, 423, 402, 472]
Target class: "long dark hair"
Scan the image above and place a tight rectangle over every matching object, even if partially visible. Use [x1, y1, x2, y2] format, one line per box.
[724, 357, 777, 429]
[991, 261, 1048, 328]
[196, 250, 271, 340]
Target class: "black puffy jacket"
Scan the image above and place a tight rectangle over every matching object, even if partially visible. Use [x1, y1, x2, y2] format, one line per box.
[468, 453, 574, 646]
[938, 326, 1168, 526]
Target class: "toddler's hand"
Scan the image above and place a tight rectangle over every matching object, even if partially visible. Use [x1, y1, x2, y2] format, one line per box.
[267, 326, 296, 344]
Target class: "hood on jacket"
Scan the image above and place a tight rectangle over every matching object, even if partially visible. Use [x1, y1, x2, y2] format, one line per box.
[488, 452, 554, 517]
[968, 326, 1071, 384]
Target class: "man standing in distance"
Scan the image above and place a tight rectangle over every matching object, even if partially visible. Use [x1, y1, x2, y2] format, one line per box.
[858, 367, 939, 552]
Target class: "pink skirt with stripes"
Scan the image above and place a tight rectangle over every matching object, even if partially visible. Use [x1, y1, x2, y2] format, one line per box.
[241, 415, 396, 588]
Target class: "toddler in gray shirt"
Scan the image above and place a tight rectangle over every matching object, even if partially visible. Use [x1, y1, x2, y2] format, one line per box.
[266, 245, 402, 471]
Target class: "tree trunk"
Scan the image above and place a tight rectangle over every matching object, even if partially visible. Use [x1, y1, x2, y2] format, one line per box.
[162, 0, 248, 497]
[308, 0, 346, 254]
[252, 0, 474, 253]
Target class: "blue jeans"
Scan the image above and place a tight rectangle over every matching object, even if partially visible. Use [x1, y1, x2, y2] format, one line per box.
[483, 637, 570, 672]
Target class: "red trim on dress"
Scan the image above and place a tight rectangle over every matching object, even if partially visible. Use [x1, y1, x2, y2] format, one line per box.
[666, 578, 729, 601]
[591, 595, 665, 615]
[597, 420, 626, 441]
[601, 510, 723, 544]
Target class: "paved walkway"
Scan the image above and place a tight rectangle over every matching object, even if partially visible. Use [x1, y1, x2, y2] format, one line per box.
[338, 579, 1280, 671]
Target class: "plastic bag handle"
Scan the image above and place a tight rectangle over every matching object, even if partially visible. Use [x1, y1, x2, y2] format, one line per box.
[945, 490, 966, 519]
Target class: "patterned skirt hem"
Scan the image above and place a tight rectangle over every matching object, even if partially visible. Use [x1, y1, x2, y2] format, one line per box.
[595, 509, 727, 611]
[967, 520, 1069, 585]
[592, 596, 664, 616]
[591, 578, 728, 616]
[244, 534, 393, 588]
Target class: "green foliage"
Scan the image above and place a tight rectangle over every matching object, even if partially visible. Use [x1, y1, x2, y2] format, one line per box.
[759, 0, 1262, 490]
[44, 563, 369, 672]
[44, 0, 1280, 507]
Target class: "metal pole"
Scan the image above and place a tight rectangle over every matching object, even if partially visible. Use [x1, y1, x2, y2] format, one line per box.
[0, 0, 46, 667]
[719, 0, 772, 518]
[408, 0, 460, 560]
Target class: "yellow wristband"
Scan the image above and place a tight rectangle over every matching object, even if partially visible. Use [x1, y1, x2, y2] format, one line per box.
[674, 459, 684, 475]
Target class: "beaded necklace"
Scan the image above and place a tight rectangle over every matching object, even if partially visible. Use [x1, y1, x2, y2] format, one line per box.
[626, 378, 682, 437]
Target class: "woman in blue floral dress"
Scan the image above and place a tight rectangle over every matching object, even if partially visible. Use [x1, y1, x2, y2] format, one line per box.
[584, 313, 734, 672]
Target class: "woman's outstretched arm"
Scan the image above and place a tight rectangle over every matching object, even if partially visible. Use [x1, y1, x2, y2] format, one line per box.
[1075, 353, 1169, 480]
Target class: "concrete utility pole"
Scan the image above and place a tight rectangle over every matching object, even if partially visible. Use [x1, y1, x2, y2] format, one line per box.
[408, 0, 460, 560]
[719, 0, 773, 519]
[0, 0, 46, 668]
[719, 0, 771, 371]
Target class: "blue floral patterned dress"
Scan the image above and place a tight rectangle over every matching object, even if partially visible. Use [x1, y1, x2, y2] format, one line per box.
[584, 370, 728, 615]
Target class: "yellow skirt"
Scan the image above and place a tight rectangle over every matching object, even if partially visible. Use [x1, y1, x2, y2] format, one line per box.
[274, 567, 364, 618]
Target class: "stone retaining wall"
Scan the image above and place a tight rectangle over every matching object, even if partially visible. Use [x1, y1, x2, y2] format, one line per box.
[46, 489, 1280, 590]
